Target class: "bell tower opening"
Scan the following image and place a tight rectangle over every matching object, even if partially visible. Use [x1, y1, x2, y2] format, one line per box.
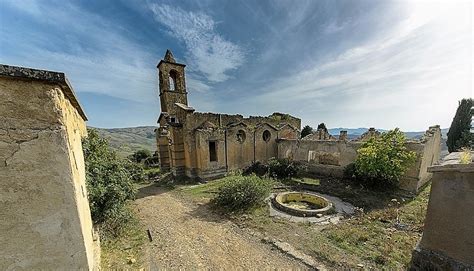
[157, 49, 188, 113]
[169, 70, 178, 91]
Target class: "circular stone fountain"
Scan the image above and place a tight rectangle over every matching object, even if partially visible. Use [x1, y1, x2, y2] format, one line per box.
[271, 192, 333, 217]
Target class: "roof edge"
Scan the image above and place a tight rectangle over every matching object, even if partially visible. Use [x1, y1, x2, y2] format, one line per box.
[0, 64, 88, 121]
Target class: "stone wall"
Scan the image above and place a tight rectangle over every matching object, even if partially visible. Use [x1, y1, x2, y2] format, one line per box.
[277, 126, 442, 192]
[177, 112, 300, 179]
[410, 152, 474, 270]
[0, 65, 99, 269]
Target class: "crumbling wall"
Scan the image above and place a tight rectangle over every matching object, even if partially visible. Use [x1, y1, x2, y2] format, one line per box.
[0, 73, 98, 269]
[278, 126, 442, 192]
[170, 111, 300, 179]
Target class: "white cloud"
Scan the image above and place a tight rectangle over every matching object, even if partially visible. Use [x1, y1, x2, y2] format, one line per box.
[243, 0, 472, 130]
[149, 4, 245, 83]
[1, 0, 158, 104]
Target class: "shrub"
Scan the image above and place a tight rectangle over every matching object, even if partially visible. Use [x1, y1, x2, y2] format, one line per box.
[343, 163, 357, 180]
[353, 129, 416, 189]
[243, 161, 269, 177]
[213, 175, 272, 212]
[123, 160, 146, 183]
[130, 149, 152, 163]
[82, 129, 137, 239]
[268, 157, 300, 179]
[145, 167, 161, 180]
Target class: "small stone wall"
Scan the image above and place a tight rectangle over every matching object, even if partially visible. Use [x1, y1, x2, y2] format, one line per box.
[0, 65, 99, 269]
[410, 152, 474, 270]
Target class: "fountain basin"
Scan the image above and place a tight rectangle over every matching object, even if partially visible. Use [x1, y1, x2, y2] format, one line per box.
[271, 192, 333, 217]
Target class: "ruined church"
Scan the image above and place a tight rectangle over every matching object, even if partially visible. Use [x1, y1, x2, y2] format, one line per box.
[156, 50, 301, 179]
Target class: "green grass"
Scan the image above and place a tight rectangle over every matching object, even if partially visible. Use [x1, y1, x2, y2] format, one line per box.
[101, 212, 147, 269]
[293, 177, 321, 186]
[178, 178, 228, 199]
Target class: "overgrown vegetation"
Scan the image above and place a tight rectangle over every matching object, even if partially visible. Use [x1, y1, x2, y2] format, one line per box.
[301, 125, 313, 138]
[83, 129, 143, 239]
[447, 98, 473, 152]
[179, 173, 430, 269]
[212, 175, 272, 212]
[348, 129, 416, 189]
[243, 158, 302, 180]
[129, 149, 152, 163]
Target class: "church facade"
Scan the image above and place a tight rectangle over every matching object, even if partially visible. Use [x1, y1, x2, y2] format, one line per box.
[155, 50, 301, 179]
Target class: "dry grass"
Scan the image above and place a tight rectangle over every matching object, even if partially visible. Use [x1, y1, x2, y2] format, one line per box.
[179, 175, 431, 269]
[101, 210, 148, 270]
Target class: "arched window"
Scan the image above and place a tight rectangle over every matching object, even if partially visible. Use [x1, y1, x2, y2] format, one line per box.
[236, 130, 246, 143]
[169, 70, 178, 91]
[263, 130, 271, 142]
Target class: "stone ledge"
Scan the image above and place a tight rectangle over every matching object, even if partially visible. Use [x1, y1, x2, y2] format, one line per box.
[410, 244, 474, 271]
[0, 64, 87, 121]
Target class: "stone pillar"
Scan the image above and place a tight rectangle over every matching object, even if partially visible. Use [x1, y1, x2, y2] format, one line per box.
[0, 65, 99, 270]
[410, 152, 474, 270]
[339, 131, 348, 141]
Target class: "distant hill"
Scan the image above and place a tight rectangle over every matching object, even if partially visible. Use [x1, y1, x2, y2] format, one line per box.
[88, 125, 449, 158]
[89, 126, 156, 157]
[328, 127, 449, 140]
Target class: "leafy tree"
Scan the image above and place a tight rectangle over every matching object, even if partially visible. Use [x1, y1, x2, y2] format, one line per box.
[130, 149, 152, 163]
[352, 129, 416, 189]
[82, 129, 139, 238]
[301, 125, 313, 138]
[447, 98, 473, 152]
[317, 123, 328, 132]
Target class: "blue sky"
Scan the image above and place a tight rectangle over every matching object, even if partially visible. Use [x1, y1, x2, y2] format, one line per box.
[0, 0, 472, 130]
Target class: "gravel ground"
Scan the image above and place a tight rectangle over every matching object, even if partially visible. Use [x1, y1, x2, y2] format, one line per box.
[135, 184, 309, 270]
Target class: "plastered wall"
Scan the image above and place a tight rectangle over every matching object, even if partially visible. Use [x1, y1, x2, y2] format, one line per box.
[277, 126, 442, 192]
[0, 78, 98, 269]
[411, 153, 474, 269]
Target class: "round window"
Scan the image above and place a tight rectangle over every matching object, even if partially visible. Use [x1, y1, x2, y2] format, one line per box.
[236, 130, 246, 143]
[263, 130, 271, 142]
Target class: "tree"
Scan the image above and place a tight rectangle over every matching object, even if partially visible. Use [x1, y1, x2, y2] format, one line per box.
[317, 123, 328, 132]
[301, 125, 313, 138]
[130, 149, 152, 163]
[447, 98, 473, 152]
[82, 129, 140, 238]
[352, 129, 416, 189]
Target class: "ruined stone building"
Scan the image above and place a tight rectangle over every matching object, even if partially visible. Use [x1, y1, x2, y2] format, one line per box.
[278, 125, 442, 192]
[156, 50, 301, 179]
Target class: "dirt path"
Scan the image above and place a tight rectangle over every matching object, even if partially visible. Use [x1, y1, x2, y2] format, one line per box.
[135, 184, 309, 270]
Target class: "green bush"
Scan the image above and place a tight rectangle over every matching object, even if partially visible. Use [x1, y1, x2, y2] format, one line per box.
[352, 129, 416, 189]
[145, 167, 161, 179]
[213, 175, 272, 212]
[129, 149, 152, 163]
[82, 129, 138, 239]
[268, 157, 300, 179]
[242, 161, 269, 177]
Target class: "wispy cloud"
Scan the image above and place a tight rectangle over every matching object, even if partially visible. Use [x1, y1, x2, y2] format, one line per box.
[237, 1, 472, 130]
[1, 0, 157, 104]
[149, 4, 245, 83]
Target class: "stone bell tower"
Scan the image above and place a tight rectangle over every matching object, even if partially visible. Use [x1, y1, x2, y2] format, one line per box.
[157, 49, 188, 116]
[156, 50, 192, 176]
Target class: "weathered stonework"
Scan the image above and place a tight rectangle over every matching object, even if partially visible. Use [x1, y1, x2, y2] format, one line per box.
[278, 126, 442, 192]
[155, 51, 301, 179]
[0, 65, 99, 269]
[410, 152, 474, 270]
